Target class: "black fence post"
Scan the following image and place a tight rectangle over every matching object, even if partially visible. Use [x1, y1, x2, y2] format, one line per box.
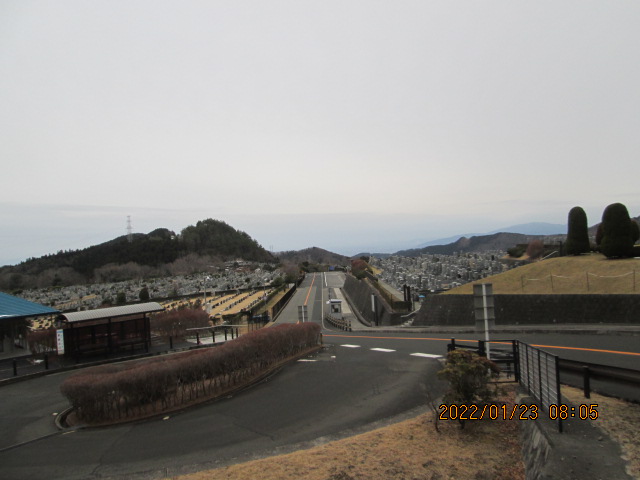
[555, 355, 563, 433]
[12, 359, 17, 376]
[448, 337, 456, 352]
[196, 331, 200, 345]
[224, 328, 228, 341]
[513, 340, 520, 383]
[583, 366, 591, 399]
[169, 336, 173, 350]
[44, 353, 49, 370]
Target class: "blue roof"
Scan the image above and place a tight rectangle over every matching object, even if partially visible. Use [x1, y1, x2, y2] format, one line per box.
[0, 291, 60, 320]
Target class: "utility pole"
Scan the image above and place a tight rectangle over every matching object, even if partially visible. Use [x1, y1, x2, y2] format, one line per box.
[127, 216, 133, 243]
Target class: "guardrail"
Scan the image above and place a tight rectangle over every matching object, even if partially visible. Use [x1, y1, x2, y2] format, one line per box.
[446, 339, 640, 401]
[558, 358, 640, 398]
[324, 314, 351, 331]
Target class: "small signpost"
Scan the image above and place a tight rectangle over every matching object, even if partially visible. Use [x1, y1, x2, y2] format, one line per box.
[371, 294, 378, 326]
[56, 329, 65, 355]
[473, 283, 495, 359]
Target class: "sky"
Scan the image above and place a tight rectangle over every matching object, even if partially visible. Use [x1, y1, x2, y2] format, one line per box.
[2, 1, 640, 266]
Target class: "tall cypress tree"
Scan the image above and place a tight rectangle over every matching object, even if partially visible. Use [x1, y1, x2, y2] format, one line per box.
[565, 206, 590, 255]
[600, 203, 633, 258]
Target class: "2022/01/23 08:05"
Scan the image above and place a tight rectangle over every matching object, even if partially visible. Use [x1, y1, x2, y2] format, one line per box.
[438, 403, 599, 421]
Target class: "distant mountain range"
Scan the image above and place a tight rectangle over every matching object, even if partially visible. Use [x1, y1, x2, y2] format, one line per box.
[414, 222, 566, 249]
[4, 218, 635, 291]
[395, 232, 556, 257]
[354, 222, 567, 258]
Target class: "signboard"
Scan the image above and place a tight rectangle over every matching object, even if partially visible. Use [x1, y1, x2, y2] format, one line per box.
[473, 283, 494, 359]
[56, 329, 65, 355]
[473, 283, 495, 330]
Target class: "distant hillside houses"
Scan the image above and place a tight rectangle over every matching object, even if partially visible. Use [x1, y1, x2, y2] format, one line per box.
[371, 251, 512, 294]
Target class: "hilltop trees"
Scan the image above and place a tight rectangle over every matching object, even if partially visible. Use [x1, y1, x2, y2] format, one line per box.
[599, 203, 636, 258]
[566, 206, 591, 255]
[525, 240, 545, 260]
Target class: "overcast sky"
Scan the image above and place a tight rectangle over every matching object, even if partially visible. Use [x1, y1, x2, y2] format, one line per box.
[2, 1, 639, 266]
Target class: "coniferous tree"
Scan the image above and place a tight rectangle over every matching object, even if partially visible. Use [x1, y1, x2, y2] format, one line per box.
[631, 220, 640, 244]
[600, 203, 634, 258]
[566, 206, 590, 255]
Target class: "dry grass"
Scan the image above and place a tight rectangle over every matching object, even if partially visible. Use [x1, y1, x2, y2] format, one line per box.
[445, 253, 640, 295]
[166, 384, 640, 480]
[169, 385, 525, 480]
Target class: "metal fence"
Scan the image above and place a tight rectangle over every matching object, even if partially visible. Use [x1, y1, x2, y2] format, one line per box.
[518, 342, 563, 432]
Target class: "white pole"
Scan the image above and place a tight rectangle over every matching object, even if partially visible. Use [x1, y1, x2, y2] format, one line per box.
[482, 284, 491, 360]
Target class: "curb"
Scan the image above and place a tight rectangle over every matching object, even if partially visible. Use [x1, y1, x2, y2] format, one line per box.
[57, 344, 324, 430]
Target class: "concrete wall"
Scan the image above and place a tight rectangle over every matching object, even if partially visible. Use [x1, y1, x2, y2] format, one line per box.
[414, 294, 640, 326]
[343, 275, 403, 326]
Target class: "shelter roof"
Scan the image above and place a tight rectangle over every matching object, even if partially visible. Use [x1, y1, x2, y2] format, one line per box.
[0, 291, 60, 320]
[61, 302, 165, 323]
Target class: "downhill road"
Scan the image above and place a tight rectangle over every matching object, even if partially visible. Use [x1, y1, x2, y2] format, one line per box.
[0, 273, 446, 479]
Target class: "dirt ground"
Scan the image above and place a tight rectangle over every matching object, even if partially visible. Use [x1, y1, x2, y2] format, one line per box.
[169, 385, 640, 480]
[170, 385, 525, 480]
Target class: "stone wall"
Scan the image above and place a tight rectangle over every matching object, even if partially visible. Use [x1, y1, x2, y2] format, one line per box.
[414, 294, 640, 326]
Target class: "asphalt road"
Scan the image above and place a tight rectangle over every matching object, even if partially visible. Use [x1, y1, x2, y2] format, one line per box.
[1, 272, 638, 479]
[0, 274, 446, 480]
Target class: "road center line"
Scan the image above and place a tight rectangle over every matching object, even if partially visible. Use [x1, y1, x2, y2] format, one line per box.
[304, 273, 316, 306]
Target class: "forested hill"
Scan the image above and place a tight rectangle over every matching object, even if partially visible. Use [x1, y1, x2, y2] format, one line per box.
[276, 247, 351, 266]
[1, 219, 275, 289]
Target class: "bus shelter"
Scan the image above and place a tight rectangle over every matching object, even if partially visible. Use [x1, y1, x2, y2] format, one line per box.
[58, 302, 164, 358]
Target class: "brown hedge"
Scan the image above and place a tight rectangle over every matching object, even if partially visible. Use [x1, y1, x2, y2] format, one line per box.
[60, 322, 321, 423]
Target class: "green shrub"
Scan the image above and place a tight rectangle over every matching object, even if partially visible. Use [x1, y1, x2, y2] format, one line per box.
[507, 246, 525, 258]
[566, 206, 590, 255]
[437, 349, 500, 405]
[600, 203, 634, 258]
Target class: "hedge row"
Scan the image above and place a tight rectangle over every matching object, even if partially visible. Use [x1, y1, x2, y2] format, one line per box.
[60, 322, 321, 423]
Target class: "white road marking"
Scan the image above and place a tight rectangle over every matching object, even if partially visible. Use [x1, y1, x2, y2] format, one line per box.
[298, 359, 317, 362]
[410, 353, 443, 359]
[370, 348, 395, 353]
[340, 344, 361, 348]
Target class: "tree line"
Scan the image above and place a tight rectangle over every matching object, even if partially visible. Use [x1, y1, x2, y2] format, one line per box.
[566, 203, 639, 258]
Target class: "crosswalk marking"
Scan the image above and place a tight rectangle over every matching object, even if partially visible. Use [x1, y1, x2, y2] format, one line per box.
[336, 344, 442, 358]
[410, 353, 443, 359]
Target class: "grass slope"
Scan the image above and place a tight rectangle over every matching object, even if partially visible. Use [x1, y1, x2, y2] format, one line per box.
[445, 253, 640, 295]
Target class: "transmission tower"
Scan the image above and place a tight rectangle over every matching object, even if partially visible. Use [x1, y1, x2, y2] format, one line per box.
[127, 216, 133, 243]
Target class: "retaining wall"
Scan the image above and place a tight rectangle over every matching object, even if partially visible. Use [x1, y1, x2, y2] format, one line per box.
[414, 294, 640, 326]
[342, 275, 403, 326]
